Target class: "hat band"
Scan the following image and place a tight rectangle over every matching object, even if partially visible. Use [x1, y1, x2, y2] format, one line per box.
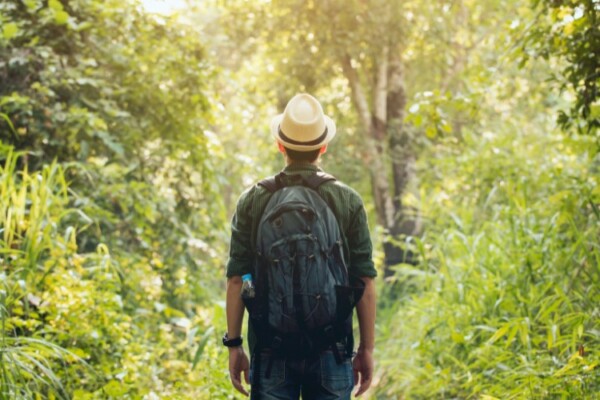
[278, 126, 328, 146]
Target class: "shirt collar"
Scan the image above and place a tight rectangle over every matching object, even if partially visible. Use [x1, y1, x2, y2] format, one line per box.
[282, 163, 323, 174]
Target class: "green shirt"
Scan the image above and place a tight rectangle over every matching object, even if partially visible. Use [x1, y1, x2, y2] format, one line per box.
[226, 163, 377, 279]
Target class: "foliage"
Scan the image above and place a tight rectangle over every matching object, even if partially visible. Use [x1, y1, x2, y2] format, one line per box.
[376, 123, 600, 398]
[0, 0, 225, 306]
[522, 0, 600, 136]
[1, 151, 76, 399]
[0, 0, 211, 165]
[1, 0, 231, 398]
[1, 0, 599, 399]
[1, 149, 232, 399]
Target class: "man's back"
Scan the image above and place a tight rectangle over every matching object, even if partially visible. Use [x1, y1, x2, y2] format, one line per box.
[227, 163, 375, 283]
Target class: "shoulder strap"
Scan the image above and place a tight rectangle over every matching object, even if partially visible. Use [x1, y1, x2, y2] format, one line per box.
[257, 172, 285, 193]
[257, 176, 278, 193]
[302, 172, 336, 190]
[258, 171, 336, 193]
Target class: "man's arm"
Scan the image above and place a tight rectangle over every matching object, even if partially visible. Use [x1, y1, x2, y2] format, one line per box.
[225, 188, 256, 396]
[343, 196, 377, 396]
[226, 276, 245, 339]
[353, 277, 376, 397]
[226, 276, 250, 396]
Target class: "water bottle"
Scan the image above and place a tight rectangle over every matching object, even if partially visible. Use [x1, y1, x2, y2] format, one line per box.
[241, 273, 255, 299]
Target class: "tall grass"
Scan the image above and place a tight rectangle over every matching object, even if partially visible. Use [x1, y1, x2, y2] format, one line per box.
[0, 151, 69, 276]
[375, 131, 600, 399]
[0, 151, 77, 399]
[0, 148, 232, 399]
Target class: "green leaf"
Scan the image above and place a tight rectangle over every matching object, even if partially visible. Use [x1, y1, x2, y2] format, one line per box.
[72, 389, 93, 400]
[2, 23, 19, 40]
[102, 380, 128, 397]
[441, 122, 452, 134]
[55, 10, 70, 25]
[48, 0, 64, 11]
[93, 131, 124, 156]
[164, 307, 186, 318]
[412, 114, 423, 127]
[192, 326, 214, 370]
[0, 113, 16, 135]
[23, 0, 39, 11]
[487, 323, 510, 344]
[505, 323, 519, 348]
[425, 125, 437, 139]
[450, 331, 465, 344]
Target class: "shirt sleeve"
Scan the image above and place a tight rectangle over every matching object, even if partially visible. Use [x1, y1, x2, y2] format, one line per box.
[226, 188, 254, 278]
[347, 200, 377, 278]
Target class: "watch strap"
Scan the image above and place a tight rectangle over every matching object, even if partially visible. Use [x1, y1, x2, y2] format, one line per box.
[222, 333, 243, 347]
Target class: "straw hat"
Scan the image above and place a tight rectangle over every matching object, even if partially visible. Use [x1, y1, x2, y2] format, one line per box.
[270, 93, 336, 151]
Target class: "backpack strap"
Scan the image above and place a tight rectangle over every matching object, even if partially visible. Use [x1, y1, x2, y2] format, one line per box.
[302, 172, 336, 190]
[257, 172, 285, 193]
[258, 171, 336, 193]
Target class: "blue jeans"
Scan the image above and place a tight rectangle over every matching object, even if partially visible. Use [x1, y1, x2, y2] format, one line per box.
[249, 346, 354, 400]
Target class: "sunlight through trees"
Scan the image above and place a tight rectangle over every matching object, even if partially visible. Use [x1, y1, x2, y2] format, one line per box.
[1, 0, 598, 398]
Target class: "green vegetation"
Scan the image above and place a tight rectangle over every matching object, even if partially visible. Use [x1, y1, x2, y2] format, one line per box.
[1, 0, 598, 399]
[378, 128, 599, 398]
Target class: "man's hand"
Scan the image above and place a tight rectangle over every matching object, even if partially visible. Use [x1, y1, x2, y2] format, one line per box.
[354, 276, 375, 396]
[229, 346, 250, 396]
[352, 348, 374, 397]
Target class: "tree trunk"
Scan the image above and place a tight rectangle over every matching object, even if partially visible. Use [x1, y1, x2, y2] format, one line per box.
[341, 51, 421, 278]
[385, 57, 422, 275]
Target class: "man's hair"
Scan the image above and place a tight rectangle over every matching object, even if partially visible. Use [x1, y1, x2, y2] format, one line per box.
[284, 147, 321, 162]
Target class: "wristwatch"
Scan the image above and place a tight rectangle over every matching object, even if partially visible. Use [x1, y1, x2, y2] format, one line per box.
[222, 333, 243, 347]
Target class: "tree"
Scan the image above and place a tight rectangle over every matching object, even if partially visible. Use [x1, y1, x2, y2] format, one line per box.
[0, 0, 224, 312]
[219, 0, 420, 275]
[523, 0, 600, 137]
[218, 0, 522, 276]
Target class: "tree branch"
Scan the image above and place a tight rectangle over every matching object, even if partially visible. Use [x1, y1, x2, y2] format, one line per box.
[373, 45, 389, 141]
[340, 53, 372, 135]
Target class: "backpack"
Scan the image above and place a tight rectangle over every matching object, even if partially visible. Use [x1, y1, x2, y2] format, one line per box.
[243, 172, 365, 367]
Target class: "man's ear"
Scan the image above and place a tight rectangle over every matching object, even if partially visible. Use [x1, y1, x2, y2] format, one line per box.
[277, 142, 286, 154]
[319, 145, 327, 155]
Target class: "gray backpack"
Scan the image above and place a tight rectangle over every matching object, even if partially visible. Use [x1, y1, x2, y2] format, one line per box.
[245, 172, 364, 365]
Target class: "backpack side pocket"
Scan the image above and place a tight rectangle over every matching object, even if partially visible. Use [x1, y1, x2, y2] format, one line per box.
[334, 276, 366, 322]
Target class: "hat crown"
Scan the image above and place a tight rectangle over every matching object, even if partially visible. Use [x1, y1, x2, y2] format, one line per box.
[289, 97, 320, 125]
[270, 93, 337, 151]
[281, 94, 325, 138]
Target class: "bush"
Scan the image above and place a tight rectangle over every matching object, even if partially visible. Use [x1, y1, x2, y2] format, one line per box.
[376, 128, 600, 399]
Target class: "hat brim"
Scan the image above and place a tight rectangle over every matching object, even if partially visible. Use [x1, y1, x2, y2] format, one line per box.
[270, 114, 337, 151]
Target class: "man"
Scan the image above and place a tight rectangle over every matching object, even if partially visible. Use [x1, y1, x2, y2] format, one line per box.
[225, 93, 376, 399]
